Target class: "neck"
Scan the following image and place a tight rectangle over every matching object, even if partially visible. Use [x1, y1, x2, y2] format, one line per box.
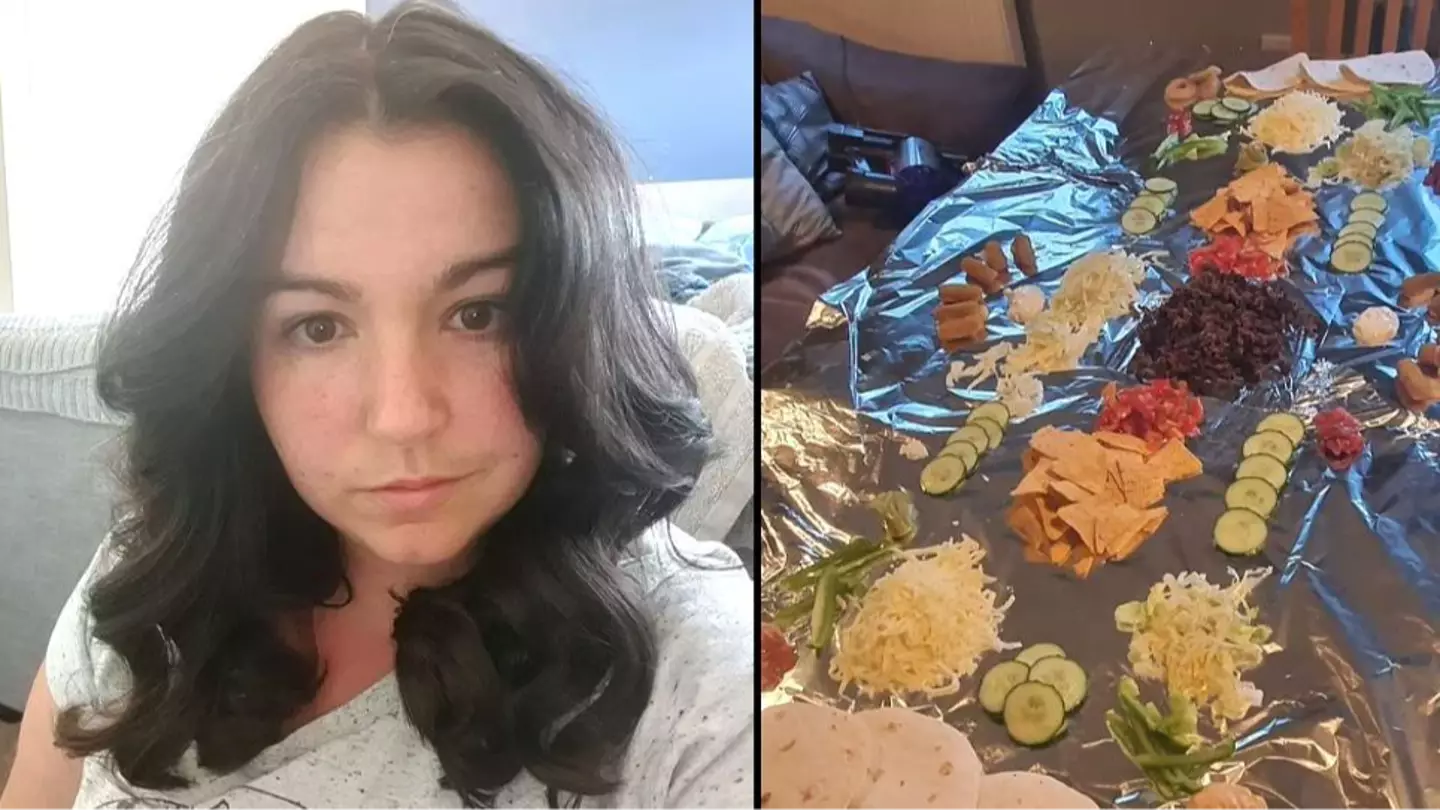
[327, 538, 470, 635]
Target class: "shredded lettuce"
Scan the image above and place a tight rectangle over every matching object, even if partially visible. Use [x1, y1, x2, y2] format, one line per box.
[1115, 567, 1276, 727]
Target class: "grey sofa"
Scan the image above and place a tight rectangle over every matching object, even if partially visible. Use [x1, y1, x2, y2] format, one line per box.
[0, 309, 753, 713]
[0, 314, 120, 711]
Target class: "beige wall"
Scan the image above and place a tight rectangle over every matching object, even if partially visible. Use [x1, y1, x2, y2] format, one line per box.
[760, 0, 1026, 66]
[0, 87, 10, 313]
[758, 0, 1292, 85]
[1025, 0, 1291, 87]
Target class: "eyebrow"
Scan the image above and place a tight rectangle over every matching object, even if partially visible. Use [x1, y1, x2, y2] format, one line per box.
[269, 245, 519, 302]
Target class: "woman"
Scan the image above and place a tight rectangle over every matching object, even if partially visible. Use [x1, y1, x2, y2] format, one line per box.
[0, 2, 753, 808]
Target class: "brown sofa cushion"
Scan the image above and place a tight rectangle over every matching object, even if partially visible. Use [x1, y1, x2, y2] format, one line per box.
[759, 15, 1038, 159]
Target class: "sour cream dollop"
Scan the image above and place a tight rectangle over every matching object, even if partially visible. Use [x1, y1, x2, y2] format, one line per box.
[1353, 306, 1399, 346]
[1006, 286, 1046, 325]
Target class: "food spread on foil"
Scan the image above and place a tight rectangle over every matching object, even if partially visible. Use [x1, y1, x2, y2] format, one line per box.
[762, 49, 1440, 809]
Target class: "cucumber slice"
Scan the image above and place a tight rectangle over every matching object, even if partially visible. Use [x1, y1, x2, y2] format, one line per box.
[978, 660, 1031, 715]
[1334, 234, 1376, 255]
[1192, 99, 1218, 118]
[1214, 508, 1269, 556]
[972, 417, 1005, 451]
[1338, 222, 1379, 243]
[1003, 682, 1067, 746]
[938, 439, 980, 474]
[1121, 207, 1158, 235]
[1236, 454, 1288, 493]
[1221, 97, 1252, 113]
[949, 424, 993, 454]
[1348, 208, 1386, 228]
[1243, 430, 1296, 465]
[1027, 656, 1088, 713]
[1330, 241, 1373, 274]
[1014, 642, 1067, 666]
[1211, 104, 1239, 122]
[1144, 177, 1178, 195]
[968, 401, 1011, 428]
[1224, 478, 1279, 518]
[1131, 194, 1168, 217]
[920, 456, 968, 496]
[1255, 413, 1306, 446]
[1351, 192, 1388, 213]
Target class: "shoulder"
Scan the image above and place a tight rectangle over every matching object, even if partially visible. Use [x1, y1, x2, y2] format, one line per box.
[627, 524, 754, 642]
[614, 524, 754, 807]
[46, 534, 129, 712]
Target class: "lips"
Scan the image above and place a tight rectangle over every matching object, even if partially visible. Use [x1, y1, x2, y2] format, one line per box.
[364, 475, 466, 513]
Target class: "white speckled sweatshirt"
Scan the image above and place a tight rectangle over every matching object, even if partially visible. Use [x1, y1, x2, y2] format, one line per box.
[45, 525, 754, 808]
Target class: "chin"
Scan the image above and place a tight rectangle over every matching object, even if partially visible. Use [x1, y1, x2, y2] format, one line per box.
[350, 515, 480, 573]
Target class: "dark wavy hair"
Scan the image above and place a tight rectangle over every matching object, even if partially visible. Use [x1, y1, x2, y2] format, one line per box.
[56, 2, 712, 806]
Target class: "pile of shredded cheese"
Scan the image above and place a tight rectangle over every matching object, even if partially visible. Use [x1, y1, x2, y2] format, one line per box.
[995, 370, 1044, 418]
[831, 538, 1016, 697]
[1006, 250, 1144, 376]
[1245, 90, 1346, 154]
[951, 251, 1142, 416]
[1115, 567, 1276, 727]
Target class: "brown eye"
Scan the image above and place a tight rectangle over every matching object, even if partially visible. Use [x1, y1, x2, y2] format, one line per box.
[451, 301, 501, 333]
[296, 316, 340, 345]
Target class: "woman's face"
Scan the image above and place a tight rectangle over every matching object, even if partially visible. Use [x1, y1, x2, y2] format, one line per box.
[252, 123, 541, 584]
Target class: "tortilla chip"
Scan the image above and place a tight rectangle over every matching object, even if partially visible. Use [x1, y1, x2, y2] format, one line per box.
[1030, 426, 1098, 460]
[1250, 193, 1272, 233]
[1190, 194, 1231, 231]
[1011, 459, 1056, 497]
[1007, 499, 1047, 548]
[1252, 230, 1287, 259]
[1022, 447, 1045, 473]
[1097, 502, 1146, 556]
[1220, 210, 1249, 236]
[1053, 445, 1110, 495]
[1229, 163, 1286, 203]
[1012, 428, 1195, 576]
[1099, 451, 1157, 505]
[1095, 431, 1150, 456]
[1057, 501, 1103, 553]
[1268, 192, 1318, 233]
[1036, 495, 1069, 541]
[1048, 479, 1093, 503]
[1047, 539, 1073, 566]
[1148, 440, 1204, 483]
[1111, 506, 1170, 559]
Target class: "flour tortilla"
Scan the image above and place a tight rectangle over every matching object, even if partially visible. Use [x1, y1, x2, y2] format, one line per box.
[979, 771, 1100, 809]
[761, 702, 878, 808]
[1232, 53, 1309, 93]
[1341, 51, 1436, 86]
[1302, 58, 1372, 95]
[851, 707, 983, 808]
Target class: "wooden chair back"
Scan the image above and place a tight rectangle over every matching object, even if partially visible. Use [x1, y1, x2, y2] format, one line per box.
[1291, 0, 1435, 57]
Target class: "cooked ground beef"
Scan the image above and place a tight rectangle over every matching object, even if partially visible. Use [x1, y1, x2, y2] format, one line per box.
[1130, 273, 1317, 399]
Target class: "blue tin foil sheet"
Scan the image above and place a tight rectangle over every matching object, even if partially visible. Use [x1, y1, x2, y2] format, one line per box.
[761, 48, 1440, 808]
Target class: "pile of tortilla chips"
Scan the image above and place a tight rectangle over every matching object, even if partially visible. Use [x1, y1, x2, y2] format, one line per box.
[1007, 427, 1202, 578]
[1189, 163, 1319, 259]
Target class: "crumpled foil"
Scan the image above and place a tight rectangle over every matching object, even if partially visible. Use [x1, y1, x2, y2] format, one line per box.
[761, 47, 1440, 808]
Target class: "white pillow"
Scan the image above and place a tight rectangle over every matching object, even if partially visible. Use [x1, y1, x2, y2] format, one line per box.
[663, 300, 753, 554]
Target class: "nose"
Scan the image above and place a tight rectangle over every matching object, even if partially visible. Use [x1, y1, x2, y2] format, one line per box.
[364, 333, 449, 444]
